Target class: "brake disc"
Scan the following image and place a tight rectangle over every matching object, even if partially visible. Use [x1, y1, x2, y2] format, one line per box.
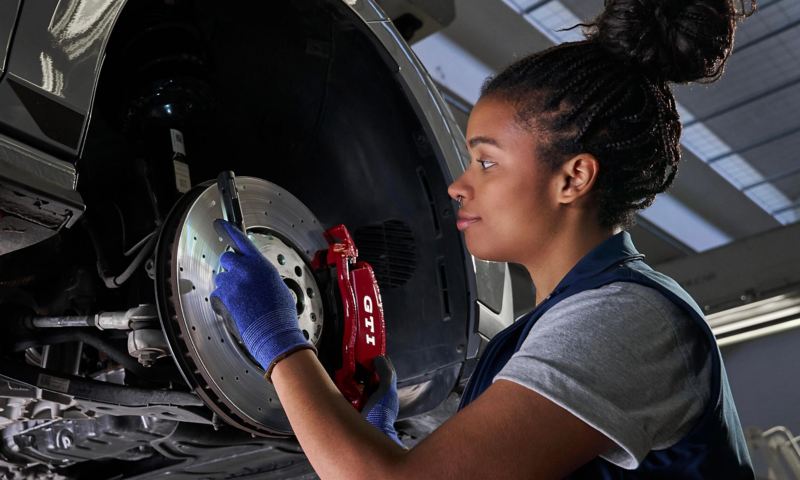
[155, 177, 327, 436]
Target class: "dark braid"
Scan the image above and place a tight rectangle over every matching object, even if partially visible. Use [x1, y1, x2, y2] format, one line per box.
[480, 0, 749, 228]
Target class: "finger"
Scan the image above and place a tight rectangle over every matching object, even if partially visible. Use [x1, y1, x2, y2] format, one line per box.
[219, 251, 243, 272]
[214, 219, 260, 257]
[361, 356, 396, 417]
[210, 293, 234, 322]
[373, 356, 397, 386]
[213, 270, 233, 289]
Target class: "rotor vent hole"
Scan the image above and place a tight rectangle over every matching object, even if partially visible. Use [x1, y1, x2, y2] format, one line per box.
[307, 288, 315, 298]
[284, 279, 305, 315]
[302, 330, 309, 340]
[294, 266, 302, 277]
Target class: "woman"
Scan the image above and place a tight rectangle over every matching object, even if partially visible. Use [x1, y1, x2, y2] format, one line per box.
[211, 0, 756, 477]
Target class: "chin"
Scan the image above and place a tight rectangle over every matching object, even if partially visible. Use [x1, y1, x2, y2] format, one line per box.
[465, 239, 510, 263]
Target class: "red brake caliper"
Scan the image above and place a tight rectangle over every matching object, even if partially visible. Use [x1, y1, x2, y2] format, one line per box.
[311, 224, 386, 411]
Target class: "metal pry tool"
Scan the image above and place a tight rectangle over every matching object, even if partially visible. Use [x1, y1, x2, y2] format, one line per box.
[216, 170, 246, 248]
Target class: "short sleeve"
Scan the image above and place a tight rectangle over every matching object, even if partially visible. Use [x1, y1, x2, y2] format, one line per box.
[493, 282, 712, 469]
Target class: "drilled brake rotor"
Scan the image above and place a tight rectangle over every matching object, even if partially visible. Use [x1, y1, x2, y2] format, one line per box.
[155, 177, 327, 436]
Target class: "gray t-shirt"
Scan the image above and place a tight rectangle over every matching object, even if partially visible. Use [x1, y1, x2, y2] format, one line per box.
[494, 282, 712, 469]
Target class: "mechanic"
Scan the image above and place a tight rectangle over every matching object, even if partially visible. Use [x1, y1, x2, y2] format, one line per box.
[211, 0, 756, 478]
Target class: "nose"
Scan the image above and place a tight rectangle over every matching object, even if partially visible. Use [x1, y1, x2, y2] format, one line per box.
[448, 172, 470, 205]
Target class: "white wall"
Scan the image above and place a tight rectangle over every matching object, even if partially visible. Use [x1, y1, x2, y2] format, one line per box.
[722, 328, 800, 435]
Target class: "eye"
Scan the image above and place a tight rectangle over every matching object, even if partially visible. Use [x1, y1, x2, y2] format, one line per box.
[478, 159, 496, 170]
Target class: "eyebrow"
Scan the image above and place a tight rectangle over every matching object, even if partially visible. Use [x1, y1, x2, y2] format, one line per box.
[467, 136, 502, 149]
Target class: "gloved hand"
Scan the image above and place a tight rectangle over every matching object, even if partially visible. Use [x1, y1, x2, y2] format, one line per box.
[210, 219, 314, 380]
[362, 356, 404, 448]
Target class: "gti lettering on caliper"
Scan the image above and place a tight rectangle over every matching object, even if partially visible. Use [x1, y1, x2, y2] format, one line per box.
[363, 295, 376, 346]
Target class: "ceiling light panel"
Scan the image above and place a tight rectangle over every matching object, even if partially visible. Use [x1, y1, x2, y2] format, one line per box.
[733, 0, 800, 50]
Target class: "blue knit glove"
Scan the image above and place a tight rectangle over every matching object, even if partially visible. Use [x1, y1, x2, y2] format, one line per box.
[210, 219, 314, 380]
[362, 356, 404, 447]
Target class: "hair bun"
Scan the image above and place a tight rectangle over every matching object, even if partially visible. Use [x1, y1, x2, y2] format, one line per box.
[590, 0, 738, 83]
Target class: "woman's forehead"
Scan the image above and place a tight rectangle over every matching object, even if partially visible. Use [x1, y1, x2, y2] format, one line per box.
[467, 98, 536, 149]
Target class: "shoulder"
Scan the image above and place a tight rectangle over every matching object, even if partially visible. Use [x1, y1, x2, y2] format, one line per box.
[533, 281, 691, 343]
[512, 281, 701, 372]
[547, 281, 681, 320]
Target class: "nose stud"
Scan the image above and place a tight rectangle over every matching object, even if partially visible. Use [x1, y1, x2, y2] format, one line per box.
[456, 195, 464, 207]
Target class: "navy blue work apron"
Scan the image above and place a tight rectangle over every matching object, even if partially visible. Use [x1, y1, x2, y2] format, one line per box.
[460, 232, 754, 479]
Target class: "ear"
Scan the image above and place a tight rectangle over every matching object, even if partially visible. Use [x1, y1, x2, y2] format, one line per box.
[556, 153, 599, 205]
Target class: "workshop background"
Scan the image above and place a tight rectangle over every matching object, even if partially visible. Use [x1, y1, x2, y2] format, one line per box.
[0, 0, 798, 478]
[386, 0, 800, 476]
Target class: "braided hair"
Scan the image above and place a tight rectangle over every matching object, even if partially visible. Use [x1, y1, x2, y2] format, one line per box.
[482, 0, 754, 228]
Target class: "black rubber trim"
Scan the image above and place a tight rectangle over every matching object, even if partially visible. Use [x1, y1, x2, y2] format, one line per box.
[7, 77, 84, 149]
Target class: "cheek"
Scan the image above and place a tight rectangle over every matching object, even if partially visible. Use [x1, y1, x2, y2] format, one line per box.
[481, 191, 556, 255]
[463, 209, 529, 261]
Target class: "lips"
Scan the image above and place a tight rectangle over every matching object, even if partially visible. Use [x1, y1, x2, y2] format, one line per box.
[456, 213, 480, 231]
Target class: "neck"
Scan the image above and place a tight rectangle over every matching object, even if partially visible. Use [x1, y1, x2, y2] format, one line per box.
[523, 223, 620, 306]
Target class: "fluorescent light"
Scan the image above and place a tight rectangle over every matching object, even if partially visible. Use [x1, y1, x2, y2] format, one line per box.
[707, 292, 800, 346]
[678, 105, 796, 225]
[717, 318, 800, 347]
[639, 193, 732, 252]
[713, 305, 800, 335]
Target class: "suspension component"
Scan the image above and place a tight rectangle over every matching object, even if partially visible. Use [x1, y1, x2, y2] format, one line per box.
[28, 305, 158, 331]
[27, 305, 167, 367]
